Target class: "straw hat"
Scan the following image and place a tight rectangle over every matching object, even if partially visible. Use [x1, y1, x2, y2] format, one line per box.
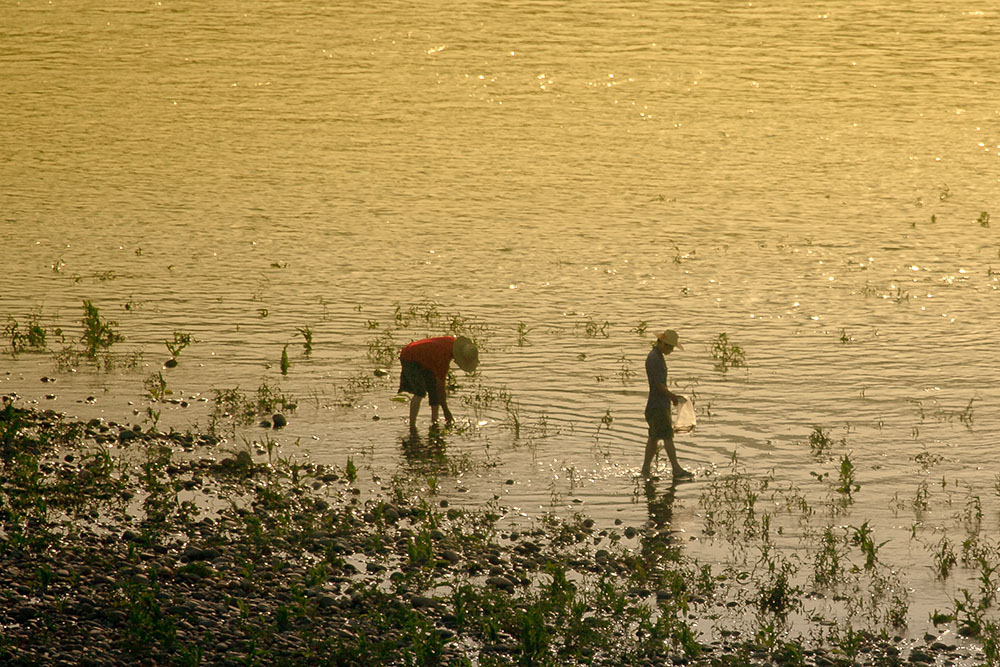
[657, 329, 683, 350]
[453, 336, 479, 373]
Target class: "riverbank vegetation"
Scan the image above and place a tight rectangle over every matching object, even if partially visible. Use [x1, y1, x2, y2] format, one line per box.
[1, 401, 997, 665]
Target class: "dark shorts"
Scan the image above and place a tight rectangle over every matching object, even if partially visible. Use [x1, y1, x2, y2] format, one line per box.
[398, 360, 442, 406]
[645, 406, 673, 441]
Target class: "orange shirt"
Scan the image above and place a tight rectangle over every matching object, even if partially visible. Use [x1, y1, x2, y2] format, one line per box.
[399, 336, 455, 396]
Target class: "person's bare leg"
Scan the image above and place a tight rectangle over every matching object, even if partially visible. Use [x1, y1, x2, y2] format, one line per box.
[662, 436, 692, 477]
[408, 396, 422, 435]
[641, 435, 659, 476]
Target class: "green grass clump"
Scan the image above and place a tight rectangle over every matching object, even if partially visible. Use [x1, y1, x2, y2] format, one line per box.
[297, 326, 313, 355]
[81, 300, 123, 358]
[209, 380, 297, 435]
[3, 310, 49, 355]
[711, 332, 747, 372]
[165, 331, 192, 358]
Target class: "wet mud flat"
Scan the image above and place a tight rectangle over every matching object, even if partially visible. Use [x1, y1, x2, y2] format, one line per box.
[0, 401, 986, 666]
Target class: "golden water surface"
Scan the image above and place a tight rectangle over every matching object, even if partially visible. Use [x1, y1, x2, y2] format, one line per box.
[3, 0, 1000, 639]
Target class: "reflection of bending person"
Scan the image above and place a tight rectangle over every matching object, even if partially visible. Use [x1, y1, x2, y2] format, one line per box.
[641, 330, 692, 479]
[398, 336, 479, 436]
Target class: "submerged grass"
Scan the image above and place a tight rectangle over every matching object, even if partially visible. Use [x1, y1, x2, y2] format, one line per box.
[209, 379, 297, 435]
[710, 332, 747, 373]
[3, 309, 49, 355]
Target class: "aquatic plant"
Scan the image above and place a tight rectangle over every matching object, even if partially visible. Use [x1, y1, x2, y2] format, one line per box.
[711, 332, 747, 372]
[959, 396, 978, 428]
[209, 380, 297, 434]
[503, 391, 522, 439]
[912, 449, 943, 472]
[963, 490, 984, 533]
[615, 351, 635, 383]
[932, 536, 958, 580]
[913, 480, 931, 513]
[515, 321, 531, 346]
[593, 408, 614, 457]
[851, 521, 885, 571]
[145, 406, 161, 430]
[806, 426, 838, 458]
[813, 526, 846, 587]
[165, 331, 192, 358]
[143, 372, 171, 402]
[81, 300, 123, 358]
[979, 211, 991, 228]
[581, 316, 610, 338]
[835, 453, 859, 501]
[367, 328, 397, 367]
[280, 344, 290, 375]
[296, 326, 313, 355]
[3, 310, 48, 355]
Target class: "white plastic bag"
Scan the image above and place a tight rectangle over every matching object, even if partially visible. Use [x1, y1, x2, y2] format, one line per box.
[673, 395, 696, 433]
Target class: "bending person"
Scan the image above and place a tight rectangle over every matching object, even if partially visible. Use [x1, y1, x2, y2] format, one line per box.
[398, 335, 479, 435]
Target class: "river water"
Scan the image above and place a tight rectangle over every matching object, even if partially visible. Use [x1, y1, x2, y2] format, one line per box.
[3, 0, 1000, 643]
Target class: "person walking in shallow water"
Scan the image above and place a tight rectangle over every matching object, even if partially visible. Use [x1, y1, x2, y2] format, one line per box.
[398, 335, 479, 436]
[641, 329, 693, 479]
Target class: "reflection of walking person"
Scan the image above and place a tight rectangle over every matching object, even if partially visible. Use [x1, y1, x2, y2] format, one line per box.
[398, 336, 479, 436]
[641, 330, 693, 479]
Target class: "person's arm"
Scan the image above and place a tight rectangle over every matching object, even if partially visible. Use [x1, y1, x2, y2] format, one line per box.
[655, 381, 680, 406]
[437, 373, 454, 424]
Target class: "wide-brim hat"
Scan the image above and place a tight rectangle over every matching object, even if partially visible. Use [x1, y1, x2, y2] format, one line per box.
[453, 336, 479, 373]
[657, 329, 683, 350]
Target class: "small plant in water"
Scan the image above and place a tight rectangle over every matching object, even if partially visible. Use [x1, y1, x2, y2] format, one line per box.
[616, 351, 635, 383]
[806, 425, 841, 459]
[144, 372, 171, 402]
[280, 344, 290, 375]
[515, 321, 531, 346]
[851, 521, 885, 570]
[913, 480, 931, 513]
[978, 211, 991, 228]
[711, 332, 747, 371]
[81, 300, 123, 358]
[4, 310, 49, 355]
[165, 331, 192, 358]
[932, 536, 958, 580]
[296, 326, 313, 355]
[594, 408, 614, 457]
[503, 391, 522, 439]
[581, 316, 610, 338]
[959, 396, 977, 428]
[836, 453, 859, 501]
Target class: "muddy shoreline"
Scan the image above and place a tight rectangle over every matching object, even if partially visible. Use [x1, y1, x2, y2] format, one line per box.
[0, 400, 984, 665]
